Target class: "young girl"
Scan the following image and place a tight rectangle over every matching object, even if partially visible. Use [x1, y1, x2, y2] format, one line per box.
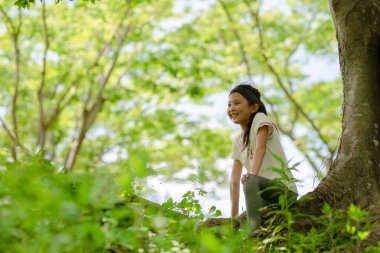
[227, 81, 298, 236]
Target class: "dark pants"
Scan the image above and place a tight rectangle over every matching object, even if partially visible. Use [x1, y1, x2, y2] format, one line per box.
[243, 175, 297, 233]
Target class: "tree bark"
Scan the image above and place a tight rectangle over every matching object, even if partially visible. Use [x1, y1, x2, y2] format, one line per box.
[297, 0, 380, 245]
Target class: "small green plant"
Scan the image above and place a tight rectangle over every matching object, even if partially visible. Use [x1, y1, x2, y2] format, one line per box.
[242, 157, 380, 252]
[2, 154, 379, 252]
[254, 157, 299, 252]
[162, 188, 206, 219]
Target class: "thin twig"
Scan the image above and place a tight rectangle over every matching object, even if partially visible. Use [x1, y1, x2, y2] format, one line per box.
[64, 3, 134, 171]
[37, 0, 50, 150]
[84, 5, 133, 110]
[218, 0, 253, 78]
[0, 116, 28, 152]
[0, 117, 17, 143]
[244, 0, 333, 155]
[0, 5, 23, 160]
[266, 97, 320, 173]
[284, 10, 318, 90]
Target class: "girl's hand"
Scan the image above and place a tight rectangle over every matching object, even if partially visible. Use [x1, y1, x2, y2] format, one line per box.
[241, 172, 255, 184]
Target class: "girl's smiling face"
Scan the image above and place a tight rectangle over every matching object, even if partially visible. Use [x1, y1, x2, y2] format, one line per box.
[227, 92, 258, 128]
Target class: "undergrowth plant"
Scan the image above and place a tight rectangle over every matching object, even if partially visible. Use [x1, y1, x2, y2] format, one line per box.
[1, 154, 379, 252]
[251, 157, 380, 253]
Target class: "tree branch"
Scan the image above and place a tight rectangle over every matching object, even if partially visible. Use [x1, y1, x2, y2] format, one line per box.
[243, 0, 333, 156]
[64, 4, 133, 172]
[0, 116, 28, 153]
[284, 10, 318, 89]
[0, 4, 16, 32]
[83, 5, 133, 110]
[265, 97, 321, 174]
[37, 0, 50, 153]
[218, 0, 253, 78]
[0, 5, 23, 160]
[220, 1, 322, 175]
[45, 90, 76, 129]
[0, 116, 17, 144]
[50, 71, 70, 99]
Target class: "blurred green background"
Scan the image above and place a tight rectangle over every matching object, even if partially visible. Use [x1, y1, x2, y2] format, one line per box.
[0, 1, 356, 252]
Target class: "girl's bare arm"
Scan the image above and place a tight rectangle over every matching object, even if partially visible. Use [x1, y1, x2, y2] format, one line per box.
[230, 159, 243, 217]
[250, 125, 269, 175]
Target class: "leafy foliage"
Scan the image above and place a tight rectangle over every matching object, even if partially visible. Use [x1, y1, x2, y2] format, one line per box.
[1, 156, 379, 252]
[14, 0, 98, 9]
[2, 0, 376, 251]
[1, 0, 342, 177]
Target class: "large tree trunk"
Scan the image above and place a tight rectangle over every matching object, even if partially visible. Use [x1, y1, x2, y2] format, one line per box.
[297, 0, 380, 245]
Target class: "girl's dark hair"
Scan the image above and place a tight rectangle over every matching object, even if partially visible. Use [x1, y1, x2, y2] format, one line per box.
[229, 81, 267, 149]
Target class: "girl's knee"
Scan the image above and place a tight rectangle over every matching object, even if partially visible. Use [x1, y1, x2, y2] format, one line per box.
[246, 175, 262, 184]
[243, 176, 260, 193]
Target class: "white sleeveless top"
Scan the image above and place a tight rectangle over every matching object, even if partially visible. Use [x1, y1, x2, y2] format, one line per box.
[232, 113, 298, 193]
